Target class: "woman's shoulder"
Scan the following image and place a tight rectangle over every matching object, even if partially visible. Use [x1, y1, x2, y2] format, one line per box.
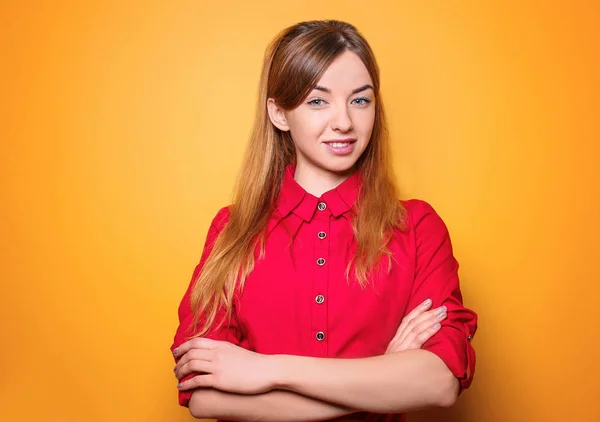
[208, 205, 232, 232]
[400, 198, 438, 217]
[398, 199, 449, 233]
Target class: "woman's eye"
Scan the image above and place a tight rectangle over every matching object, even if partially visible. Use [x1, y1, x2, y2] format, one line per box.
[308, 99, 325, 107]
[352, 97, 372, 106]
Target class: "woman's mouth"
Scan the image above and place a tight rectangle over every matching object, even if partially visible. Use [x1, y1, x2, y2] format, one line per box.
[324, 139, 357, 155]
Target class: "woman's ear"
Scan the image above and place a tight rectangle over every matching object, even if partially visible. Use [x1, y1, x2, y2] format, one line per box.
[267, 98, 290, 131]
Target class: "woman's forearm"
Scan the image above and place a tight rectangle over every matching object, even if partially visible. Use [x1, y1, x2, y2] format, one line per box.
[189, 388, 356, 421]
[271, 349, 459, 414]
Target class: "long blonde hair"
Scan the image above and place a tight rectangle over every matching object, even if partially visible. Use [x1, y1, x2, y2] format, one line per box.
[190, 20, 406, 335]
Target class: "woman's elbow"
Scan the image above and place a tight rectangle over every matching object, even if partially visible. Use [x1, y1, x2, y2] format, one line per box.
[188, 389, 218, 419]
[434, 369, 460, 408]
[189, 402, 205, 419]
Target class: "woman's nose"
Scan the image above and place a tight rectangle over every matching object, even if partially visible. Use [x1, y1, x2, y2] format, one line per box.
[331, 105, 353, 132]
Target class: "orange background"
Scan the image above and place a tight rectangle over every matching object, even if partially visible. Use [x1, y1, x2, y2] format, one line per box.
[1, 1, 599, 421]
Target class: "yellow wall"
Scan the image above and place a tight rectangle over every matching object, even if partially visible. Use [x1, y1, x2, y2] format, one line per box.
[1, 1, 598, 421]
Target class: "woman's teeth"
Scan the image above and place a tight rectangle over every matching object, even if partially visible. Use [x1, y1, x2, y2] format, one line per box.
[330, 142, 351, 148]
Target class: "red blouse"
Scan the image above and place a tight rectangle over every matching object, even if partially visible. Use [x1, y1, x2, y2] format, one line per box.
[171, 164, 478, 421]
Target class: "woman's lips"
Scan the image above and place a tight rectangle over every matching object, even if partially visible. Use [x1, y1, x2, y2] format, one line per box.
[323, 139, 357, 156]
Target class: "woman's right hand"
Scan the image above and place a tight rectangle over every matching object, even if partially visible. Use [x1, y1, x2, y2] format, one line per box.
[385, 299, 447, 354]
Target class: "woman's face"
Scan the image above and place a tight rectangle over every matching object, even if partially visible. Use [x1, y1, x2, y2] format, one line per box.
[268, 50, 376, 179]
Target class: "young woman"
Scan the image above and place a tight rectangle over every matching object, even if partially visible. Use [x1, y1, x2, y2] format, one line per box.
[171, 20, 477, 421]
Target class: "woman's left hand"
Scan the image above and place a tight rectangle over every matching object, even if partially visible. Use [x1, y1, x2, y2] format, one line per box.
[173, 338, 275, 394]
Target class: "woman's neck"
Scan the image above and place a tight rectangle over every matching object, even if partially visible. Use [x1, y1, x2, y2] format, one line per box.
[293, 163, 354, 197]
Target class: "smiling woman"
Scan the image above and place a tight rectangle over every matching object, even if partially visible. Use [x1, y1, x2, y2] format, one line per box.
[171, 20, 477, 422]
[267, 52, 375, 187]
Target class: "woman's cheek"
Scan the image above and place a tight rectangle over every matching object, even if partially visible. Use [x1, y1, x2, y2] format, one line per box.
[312, 112, 332, 137]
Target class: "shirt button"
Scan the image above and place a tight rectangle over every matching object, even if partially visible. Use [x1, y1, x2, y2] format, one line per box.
[317, 231, 327, 239]
[316, 331, 325, 341]
[315, 294, 325, 304]
[467, 334, 473, 342]
[316, 257, 326, 266]
[317, 202, 327, 211]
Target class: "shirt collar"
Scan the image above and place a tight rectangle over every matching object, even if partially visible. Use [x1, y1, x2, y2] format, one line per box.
[275, 163, 362, 222]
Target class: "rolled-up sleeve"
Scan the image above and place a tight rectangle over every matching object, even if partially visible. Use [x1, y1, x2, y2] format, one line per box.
[170, 206, 242, 407]
[405, 199, 478, 392]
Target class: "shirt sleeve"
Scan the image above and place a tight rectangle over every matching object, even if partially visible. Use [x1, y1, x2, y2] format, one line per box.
[170, 206, 242, 407]
[405, 199, 478, 392]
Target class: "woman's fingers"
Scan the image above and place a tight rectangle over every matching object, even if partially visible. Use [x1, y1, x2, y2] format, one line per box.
[177, 348, 215, 366]
[177, 373, 215, 391]
[174, 348, 216, 380]
[387, 299, 432, 350]
[397, 305, 446, 346]
[386, 305, 447, 353]
[173, 337, 220, 359]
[398, 307, 446, 348]
[395, 298, 432, 336]
[176, 357, 214, 380]
[413, 321, 443, 346]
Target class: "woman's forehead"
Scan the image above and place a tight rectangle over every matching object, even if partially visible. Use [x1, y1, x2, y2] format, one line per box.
[312, 51, 373, 93]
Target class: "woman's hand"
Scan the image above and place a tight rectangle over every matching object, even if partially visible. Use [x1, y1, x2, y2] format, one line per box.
[385, 299, 447, 354]
[173, 338, 275, 394]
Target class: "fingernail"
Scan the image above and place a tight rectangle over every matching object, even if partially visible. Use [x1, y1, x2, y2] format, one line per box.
[177, 383, 183, 389]
[173, 348, 178, 356]
[434, 322, 441, 329]
[173, 365, 177, 372]
[437, 312, 447, 320]
[438, 306, 447, 313]
[422, 298, 432, 306]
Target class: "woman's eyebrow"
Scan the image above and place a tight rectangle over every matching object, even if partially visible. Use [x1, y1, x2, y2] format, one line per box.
[313, 84, 374, 94]
[351, 84, 374, 94]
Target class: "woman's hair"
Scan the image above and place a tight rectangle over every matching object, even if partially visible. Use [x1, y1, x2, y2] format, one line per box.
[190, 20, 406, 335]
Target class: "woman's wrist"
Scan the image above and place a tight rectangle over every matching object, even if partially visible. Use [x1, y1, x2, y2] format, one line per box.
[268, 354, 294, 390]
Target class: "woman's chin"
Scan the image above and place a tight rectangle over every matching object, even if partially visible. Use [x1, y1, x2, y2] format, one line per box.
[322, 157, 360, 174]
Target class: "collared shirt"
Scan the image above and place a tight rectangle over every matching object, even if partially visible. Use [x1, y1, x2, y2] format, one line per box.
[172, 164, 478, 421]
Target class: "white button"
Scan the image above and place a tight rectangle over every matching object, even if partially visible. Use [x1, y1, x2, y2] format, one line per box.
[317, 231, 326, 239]
[315, 295, 325, 304]
[316, 331, 325, 341]
[317, 258, 326, 266]
[317, 202, 327, 211]
[467, 334, 472, 341]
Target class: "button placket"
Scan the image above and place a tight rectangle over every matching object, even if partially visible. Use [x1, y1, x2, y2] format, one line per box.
[311, 201, 330, 355]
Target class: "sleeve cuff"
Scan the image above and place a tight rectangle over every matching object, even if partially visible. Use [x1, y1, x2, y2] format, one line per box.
[422, 322, 476, 392]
